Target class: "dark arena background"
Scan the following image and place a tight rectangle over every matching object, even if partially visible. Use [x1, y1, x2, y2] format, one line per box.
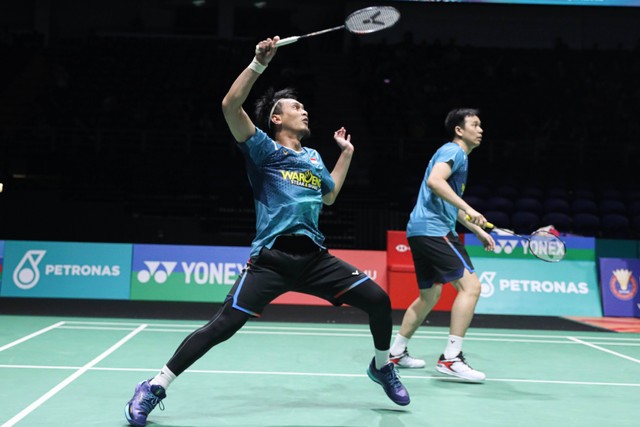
[1, 2, 640, 427]
[1, 0, 640, 248]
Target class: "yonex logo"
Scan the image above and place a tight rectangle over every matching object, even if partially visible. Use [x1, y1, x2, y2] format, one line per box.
[493, 239, 519, 255]
[479, 271, 496, 298]
[13, 250, 46, 289]
[137, 261, 177, 284]
[395, 244, 410, 253]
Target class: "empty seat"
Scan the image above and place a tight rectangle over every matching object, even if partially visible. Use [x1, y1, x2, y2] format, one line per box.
[484, 210, 510, 229]
[541, 212, 572, 233]
[571, 198, 598, 215]
[511, 211, 540, 234]
[521, 185, 544, 200]
[597, 187, 623, 201]
[514, 197, 542, 215]
[599, 199, 627, 215]
[546, 186, 569, 199]
[572, 213, 601, 237]
[496, 184, 518, 200]
[485, 196, 514, 214]
[629, 200, 640, 216]
[464, 183, 490, 198]
[543, 197, 571, 215]
[463, 195, 486, 212]
[601, 214, 630, 239]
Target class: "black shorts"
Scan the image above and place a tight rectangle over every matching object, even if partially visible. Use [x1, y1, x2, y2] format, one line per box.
[226, 235, 370, 316]
[408, 233, 475, 289]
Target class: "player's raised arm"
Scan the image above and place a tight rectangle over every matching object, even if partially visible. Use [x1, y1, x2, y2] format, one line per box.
[221, 36, 280, 143]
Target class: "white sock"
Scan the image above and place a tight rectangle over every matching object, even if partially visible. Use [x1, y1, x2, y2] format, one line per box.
[374, 349, 390, 370]
[150, 365, 176, 390]
[444, 335, 463, 359]
[390, 333, 410, 356]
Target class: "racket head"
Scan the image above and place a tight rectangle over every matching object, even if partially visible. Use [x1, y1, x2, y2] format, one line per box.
[527, 230, 566, 262]
[345, 6, 401, 34]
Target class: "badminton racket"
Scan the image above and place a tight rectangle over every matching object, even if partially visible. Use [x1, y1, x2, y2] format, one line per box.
[275, 6, 401, 47]
[467, 215, 566, 262]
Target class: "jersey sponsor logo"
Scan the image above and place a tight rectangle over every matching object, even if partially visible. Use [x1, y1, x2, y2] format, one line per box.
[609, 268, 638, 301]
[12, 249, 121, 289]
[280, 169, 321, 190]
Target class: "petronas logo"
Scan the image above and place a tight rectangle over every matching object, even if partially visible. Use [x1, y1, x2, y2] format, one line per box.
[13, 250, 46, 289]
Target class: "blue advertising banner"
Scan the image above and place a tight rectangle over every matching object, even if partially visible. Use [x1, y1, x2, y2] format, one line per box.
[1, 241, 132, 300]
[466, 234, 601, 316]
[131, 244, 251, 302]
[599, 258, 640, 318]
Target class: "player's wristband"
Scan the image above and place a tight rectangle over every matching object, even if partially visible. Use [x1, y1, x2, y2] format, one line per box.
[248, 57, 267, 74]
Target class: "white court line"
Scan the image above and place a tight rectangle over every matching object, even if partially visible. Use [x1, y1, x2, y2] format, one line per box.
[0, 324, 148, 427]
[60, 321, 640, 341]
[0, 363, 638, 388]
[0, 322, 65, 352]
[55, 323, 640, 345]
[568, 336, 640, 364]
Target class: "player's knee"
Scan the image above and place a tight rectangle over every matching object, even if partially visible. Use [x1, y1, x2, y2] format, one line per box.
[346, 279, 391, 315]
[459, 277, 481, 298]
[204, 303, 249, 343]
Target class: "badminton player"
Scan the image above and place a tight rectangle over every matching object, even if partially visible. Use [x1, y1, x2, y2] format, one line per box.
[124, 35, 409, 426]
[388, 108, 494, 381]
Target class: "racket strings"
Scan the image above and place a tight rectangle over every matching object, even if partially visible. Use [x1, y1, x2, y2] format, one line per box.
[528, 232, 566, 262]
[345, 7, 400, 34]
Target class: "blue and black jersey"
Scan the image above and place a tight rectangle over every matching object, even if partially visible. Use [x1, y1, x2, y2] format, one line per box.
[407, 142, 468, 237]
[237, 127, 335, 257]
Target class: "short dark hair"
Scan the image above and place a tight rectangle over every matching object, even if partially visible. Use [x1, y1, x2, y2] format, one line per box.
[254, 87, 298, 136]
[444, 108, 480, 140]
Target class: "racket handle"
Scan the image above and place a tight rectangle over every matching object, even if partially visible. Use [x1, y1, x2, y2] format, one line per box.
[465, 214, 494, 229]
[275, 36, 300, 47]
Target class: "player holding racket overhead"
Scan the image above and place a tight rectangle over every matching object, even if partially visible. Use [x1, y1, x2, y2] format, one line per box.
[388, 108, 494, 382]
[124, 36, 409, 427]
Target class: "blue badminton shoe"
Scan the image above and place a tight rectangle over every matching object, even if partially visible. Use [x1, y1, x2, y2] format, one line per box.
[367, 357, 410, 406]
[124, 379, 166, 426]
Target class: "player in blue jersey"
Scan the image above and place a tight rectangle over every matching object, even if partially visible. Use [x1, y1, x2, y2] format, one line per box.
[124, 36, 409, 427]
[388, 108, 495, 381]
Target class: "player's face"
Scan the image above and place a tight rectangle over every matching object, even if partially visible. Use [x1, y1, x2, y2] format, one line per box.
[276, 99, 310, 137]
[458, 115, 482, 147]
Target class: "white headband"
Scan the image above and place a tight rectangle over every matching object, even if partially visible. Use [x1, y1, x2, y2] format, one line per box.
[267, 99, 282, 129]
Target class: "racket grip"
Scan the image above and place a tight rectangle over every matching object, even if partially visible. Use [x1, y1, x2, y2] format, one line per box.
[275, 36, 299, 47]
[465, 214, 494, 229]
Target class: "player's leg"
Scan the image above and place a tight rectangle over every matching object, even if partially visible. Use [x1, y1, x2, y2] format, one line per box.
[435, 268, 486, 381]
[389, 235, 443, 368]
[449, 269, 481, 339]
[339, 279, 410, 406]
[389, 285, 441, 368]
[125, 301, 250, 426]
[125, 256, 282, 426]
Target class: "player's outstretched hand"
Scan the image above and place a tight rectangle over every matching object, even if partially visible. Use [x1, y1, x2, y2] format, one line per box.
[255, 36, 280, 65]
[333, 127, 354, 154]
